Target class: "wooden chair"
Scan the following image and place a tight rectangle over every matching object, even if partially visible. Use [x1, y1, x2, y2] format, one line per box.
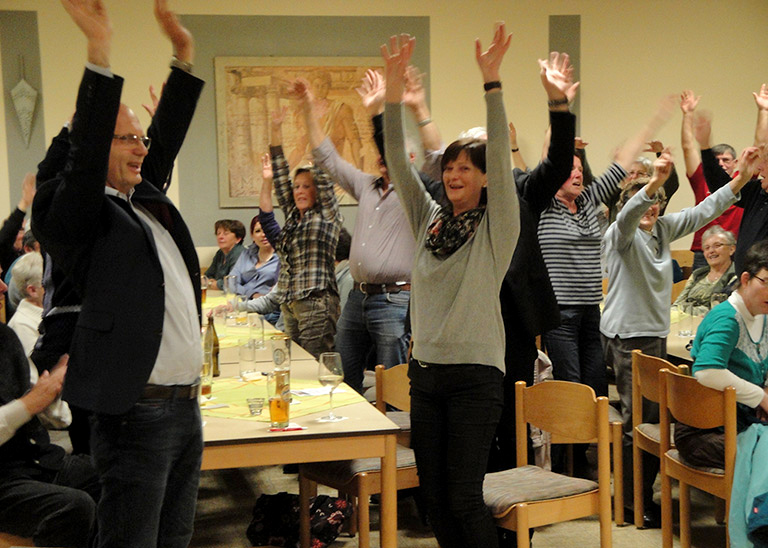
[660, 368, 736, 548]
[631, 349, 689, 528]
[671, 279, 688, 303]
[0, 532, 34, 547]
[484, 380, 613, 548]
[299, 364, 417, 548]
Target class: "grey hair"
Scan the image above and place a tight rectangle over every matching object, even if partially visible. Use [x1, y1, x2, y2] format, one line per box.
[12, 252, 43, 299]
[701, 225, 736, 247]
[712, 143, 737, 159]
[458, 126, 488, 140]
[633, 156, 654, 176]
[617, 177, 667, 211]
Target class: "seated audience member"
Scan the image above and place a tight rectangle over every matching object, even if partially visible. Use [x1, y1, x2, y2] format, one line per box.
[229, 215, 279, 299]
[258, 108, 341, 358]
[675, 239, 768, 467]
[0, 285, 99, 547]
[8, 252, 71, 431]
[205, 219, 245, 289]
[5, 231, 40, 316]
[699, 85, 768, 273]
[0, 174, 34, 275]
[680, 90, 743, 271]
[673, 226, 737, 314]
[601, 146, 761, 527]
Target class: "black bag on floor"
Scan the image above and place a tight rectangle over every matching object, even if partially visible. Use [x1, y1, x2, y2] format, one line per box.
[246, 491, 353, 547]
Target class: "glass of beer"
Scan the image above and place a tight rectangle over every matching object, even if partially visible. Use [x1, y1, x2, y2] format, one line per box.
[267, 369, 290, 429]
[200, 350, 213, 401]
[317, 352, 346, 422]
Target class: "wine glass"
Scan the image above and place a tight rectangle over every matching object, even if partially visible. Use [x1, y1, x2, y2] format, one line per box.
[317, 352, 346, 422]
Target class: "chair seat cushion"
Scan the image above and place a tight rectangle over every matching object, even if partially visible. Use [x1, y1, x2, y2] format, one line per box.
[386, 411, 411, 431]
[666, 448, 724, 475]
[608, 405, 622, 423]
[483, 465, 598, 515]
[637, 422, 675, 442]
[301, 445, 416, 484]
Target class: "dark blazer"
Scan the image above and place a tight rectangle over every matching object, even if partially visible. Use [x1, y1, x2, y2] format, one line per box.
[32, 67, 204, 415]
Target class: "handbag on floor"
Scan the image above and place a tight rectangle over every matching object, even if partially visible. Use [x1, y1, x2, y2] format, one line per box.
[246, 491, 353, 547]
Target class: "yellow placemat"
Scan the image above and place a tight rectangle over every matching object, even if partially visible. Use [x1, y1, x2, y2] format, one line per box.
[201, 377, 366, 422]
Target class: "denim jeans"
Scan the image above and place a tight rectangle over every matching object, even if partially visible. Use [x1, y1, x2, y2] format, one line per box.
[543, 304, 607, 397]
[0, 454, 99, 547]
[90, 396, 202, 548]
[409, 360, 504, 548]
[602, 334, 666, 510]
[282, 289, 340, 359]
[335, 288, 410, 394]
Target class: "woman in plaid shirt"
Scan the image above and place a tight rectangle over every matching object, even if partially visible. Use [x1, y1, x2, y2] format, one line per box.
[258, 108, 342, 358]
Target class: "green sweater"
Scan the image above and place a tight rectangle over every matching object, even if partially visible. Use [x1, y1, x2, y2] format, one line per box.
[383, 92, 520, 372]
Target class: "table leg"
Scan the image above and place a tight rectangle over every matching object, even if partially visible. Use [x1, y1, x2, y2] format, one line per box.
[380, 434, 397, 548]
[299, 472, 313, 548]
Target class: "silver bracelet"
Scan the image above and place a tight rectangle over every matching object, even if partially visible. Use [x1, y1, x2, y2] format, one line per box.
[170, 55, 193, 74]
[417, 117, 432, 128]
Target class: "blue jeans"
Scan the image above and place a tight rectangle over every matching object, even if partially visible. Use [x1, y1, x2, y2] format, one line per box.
[90, 396, 202, 548]
[335, 288, 410, 394]
[409, 360, 504, 548]
[543, 304, 607, 397]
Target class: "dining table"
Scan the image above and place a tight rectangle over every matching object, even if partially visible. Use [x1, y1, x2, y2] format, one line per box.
[200, 291, 400, 548]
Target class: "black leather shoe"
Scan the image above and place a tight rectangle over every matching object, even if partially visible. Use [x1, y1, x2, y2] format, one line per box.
[624, 503, 662, 529]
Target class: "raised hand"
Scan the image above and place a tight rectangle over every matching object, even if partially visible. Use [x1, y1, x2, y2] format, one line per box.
[537, 51, 578, 104]
[380, 34, 415, 103]
[19, 172, 36, 212]
[754, 84, 768, 111]
[261, 152, 273, 182]
[142, 83, 164, 118]
[475, 22, 512, 84]
[508, 122, 518, 146]
[736, 146, 763, 179]
[61, 0, 112, 67]
[693, 111, 712, 148]
[355, 69, 386, 116]
[288, 78, 313, 110]
[680, 89, 700, 114]
[644, 140, 665, 154]
[651, 148, 673, 182]
[271, 106, 288, 130]
[154, 0, 193, 63]
[574, 137, 589, 150]
[403, 66, 427, 111]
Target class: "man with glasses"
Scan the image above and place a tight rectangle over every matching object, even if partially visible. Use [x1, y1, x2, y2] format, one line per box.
[32, 1, 204, 546]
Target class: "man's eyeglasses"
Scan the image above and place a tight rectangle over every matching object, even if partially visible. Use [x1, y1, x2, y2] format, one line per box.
[113, 134, 151, 149]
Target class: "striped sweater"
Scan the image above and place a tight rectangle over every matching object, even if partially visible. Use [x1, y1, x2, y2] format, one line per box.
[537, 163, 626, 306]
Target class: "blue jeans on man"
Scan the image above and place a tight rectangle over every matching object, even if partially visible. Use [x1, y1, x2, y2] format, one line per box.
[335, 288, 410, 394]
[90, 395, 202, 548]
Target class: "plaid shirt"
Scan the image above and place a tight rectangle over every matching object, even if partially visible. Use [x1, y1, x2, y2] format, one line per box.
[270, 145, 341, 303]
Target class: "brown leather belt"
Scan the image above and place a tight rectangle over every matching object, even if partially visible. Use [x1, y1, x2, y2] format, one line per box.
[140, 383, 200, 401]
[354, 281, 411, 295]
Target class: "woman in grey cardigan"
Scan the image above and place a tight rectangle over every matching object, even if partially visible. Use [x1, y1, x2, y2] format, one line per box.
[382, 24, 572, 548]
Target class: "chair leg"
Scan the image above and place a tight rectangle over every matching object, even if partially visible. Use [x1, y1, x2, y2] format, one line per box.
[357, 479, 370, 548]
[612, 424, 624, 526]
[633, 440, 644, 528]
[680, 482, 691, 548]
[661, 464, 674, 548]
[347, 494, 359, 537]
[516, 504, 530, 548]
[715, 496, 726, 525]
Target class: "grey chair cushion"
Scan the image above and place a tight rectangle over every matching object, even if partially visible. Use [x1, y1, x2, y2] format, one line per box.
[637, 422, 675, 443]
[608, 405, 622, 423]
[386, 411, 411, 431]
[666, 448, 724, 475]
[301, 445, 416, 484]
[483, 465, 598, 515]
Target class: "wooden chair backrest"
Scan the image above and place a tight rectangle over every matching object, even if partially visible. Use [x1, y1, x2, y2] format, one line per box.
[661, 368, 736, 431]
[671, 249, 694, 269]
[374, 364, 411, 414]
[515, 380, 609, 464]
[632, 349, 689, 406]
[671, 279, 688, 303]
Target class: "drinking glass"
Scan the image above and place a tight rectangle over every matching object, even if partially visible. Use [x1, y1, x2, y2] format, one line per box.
[200, 275, 208, 305]
[677, 301, 694, 337]
[236, 295, 248, 326]
[239, 338, 257, 381]
[266, 369, 290, 428]
[270, 335, 291, 371]
[248, 313, 266, 350]
[224, 275, 237, 326]
[200, 350, 213, 402]
[317, 352, 346, 422]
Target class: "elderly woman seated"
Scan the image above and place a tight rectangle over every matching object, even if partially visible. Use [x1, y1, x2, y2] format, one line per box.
[205, 219, 245, 290]
[673, 225, 737, 314]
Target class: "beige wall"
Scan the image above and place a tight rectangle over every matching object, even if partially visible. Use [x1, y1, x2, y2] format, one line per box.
[1, 0, 767, 248]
